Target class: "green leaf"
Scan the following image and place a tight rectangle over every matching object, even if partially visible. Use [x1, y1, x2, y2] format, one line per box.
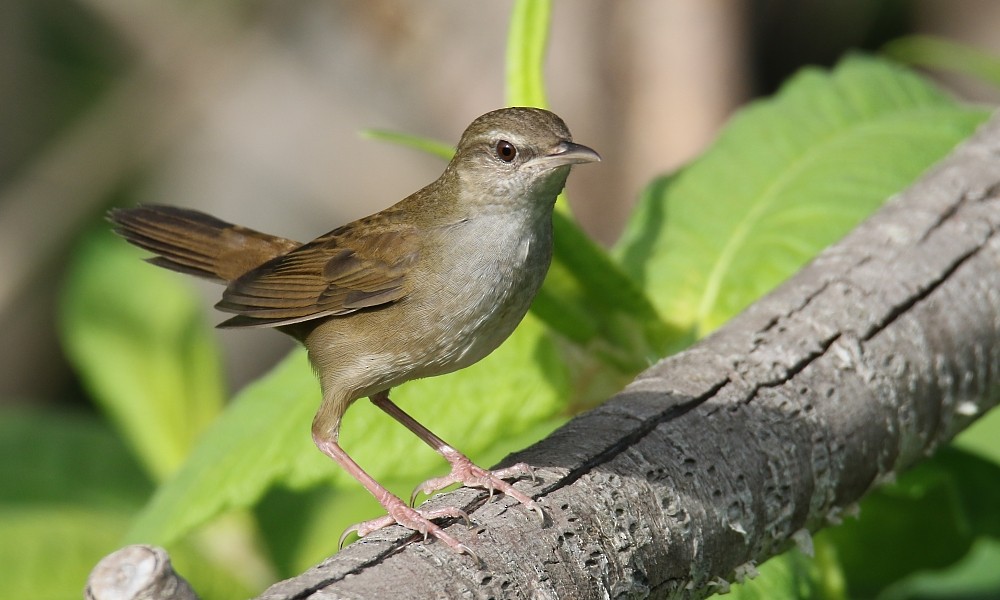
[952, 402, 1000, 466]
[0, 409, 257, 600]
[360, 129, 455, 161]
[883, 35, 1000, 91]
[0, 409, 152, 508]
[534, 212, 678, 375]
[2, 506, 134, 600]
[254, 485, 359, 577]
[60, 227, 227, 480]
[879, 537, 1000, 600]
[127, 312, 569, 546]
[125, 348, 320, 544]
[0, 410, 150, 600]
[819, 447, 1000, 598]
[615, 55, 990, 337]
[505, 0, 551, 108]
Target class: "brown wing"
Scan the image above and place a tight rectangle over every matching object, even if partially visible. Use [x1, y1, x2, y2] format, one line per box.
[108, 205, 301, 283]
[215, 212, 418, 328]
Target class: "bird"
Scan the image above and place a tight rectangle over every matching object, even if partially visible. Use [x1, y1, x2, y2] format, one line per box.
[108, 107, 600, 556]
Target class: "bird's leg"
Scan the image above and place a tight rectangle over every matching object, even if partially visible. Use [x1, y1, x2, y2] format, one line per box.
[369, 391, 542, 521]
[310, 424, 475, 556]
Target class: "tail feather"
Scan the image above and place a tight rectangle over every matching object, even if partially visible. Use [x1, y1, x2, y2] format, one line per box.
[108, 205, 301, 283]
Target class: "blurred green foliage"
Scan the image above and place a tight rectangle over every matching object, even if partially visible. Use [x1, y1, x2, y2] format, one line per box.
[62, 232, 226, 481]
[3, 0, 999, 596]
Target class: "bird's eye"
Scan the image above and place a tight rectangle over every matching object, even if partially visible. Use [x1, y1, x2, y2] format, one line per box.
[495, 140, 517, 162]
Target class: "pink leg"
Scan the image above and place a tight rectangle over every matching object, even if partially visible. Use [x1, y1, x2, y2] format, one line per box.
[369, 392, 543, 521]
[311, 432, 476, 557]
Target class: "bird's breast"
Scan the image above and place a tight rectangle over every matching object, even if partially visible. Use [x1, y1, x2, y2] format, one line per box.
[409, 211, 553, 376]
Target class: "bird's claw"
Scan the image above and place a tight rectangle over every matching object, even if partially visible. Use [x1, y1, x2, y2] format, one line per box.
[411, 460, 544, 522]
[338, 504, 472, 555]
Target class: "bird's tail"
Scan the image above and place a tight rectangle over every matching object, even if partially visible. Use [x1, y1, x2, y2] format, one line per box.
[108, 205, 300, 283]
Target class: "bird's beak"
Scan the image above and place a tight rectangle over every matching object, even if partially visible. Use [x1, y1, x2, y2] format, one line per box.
[539, 141, 602, 169]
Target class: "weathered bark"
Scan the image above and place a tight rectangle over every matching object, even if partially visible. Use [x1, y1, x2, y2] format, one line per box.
[232, 113, 999, 598]
[86, 545, 199, 600]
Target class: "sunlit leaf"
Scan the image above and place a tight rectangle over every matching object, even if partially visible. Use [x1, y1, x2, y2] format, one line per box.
[60, 228, 226, 480]
[616, 55, 990, 338]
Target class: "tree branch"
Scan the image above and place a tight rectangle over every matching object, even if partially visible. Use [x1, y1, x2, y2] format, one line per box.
[86, 545, 198, 600]
[238, 112, 1000, 598]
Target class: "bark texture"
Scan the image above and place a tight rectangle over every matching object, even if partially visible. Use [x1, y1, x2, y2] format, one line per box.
[86, 545, 199, 600]
[245, 113, 1000, 599]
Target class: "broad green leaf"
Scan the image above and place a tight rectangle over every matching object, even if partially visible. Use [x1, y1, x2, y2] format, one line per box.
[0, 409, 255, 600]
[615, 55, 990, 337]
[167, 516, 269, 600]
[60, 227, 226, 480]
[818, 447, 1000, 598]
[0, 409, 152, 509]
[125, 348, 320, 544]
[537, 211, 677, 374]
[2, 507, 133, 600]
[883, 35, 1000, 91]
[0, 410, 148, 600]
[952, 403, 1000, 466]
[505, 0, 550, 109]
[879, 537, 1000, 600]
[127, 312, 569, 546]
[254, 485, 362, 577]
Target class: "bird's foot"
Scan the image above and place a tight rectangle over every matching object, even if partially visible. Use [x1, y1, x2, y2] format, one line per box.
[411, 454, 543, 522]
[339, 498, 478, 560]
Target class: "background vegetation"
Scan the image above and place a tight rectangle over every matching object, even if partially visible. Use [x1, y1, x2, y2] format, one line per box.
[4, 1, 1000, 598]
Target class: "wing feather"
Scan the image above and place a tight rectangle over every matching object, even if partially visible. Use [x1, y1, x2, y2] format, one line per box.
[216, 212, 418, 328]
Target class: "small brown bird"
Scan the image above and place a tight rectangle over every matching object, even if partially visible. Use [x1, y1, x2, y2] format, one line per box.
[109, 107, 599, 556]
